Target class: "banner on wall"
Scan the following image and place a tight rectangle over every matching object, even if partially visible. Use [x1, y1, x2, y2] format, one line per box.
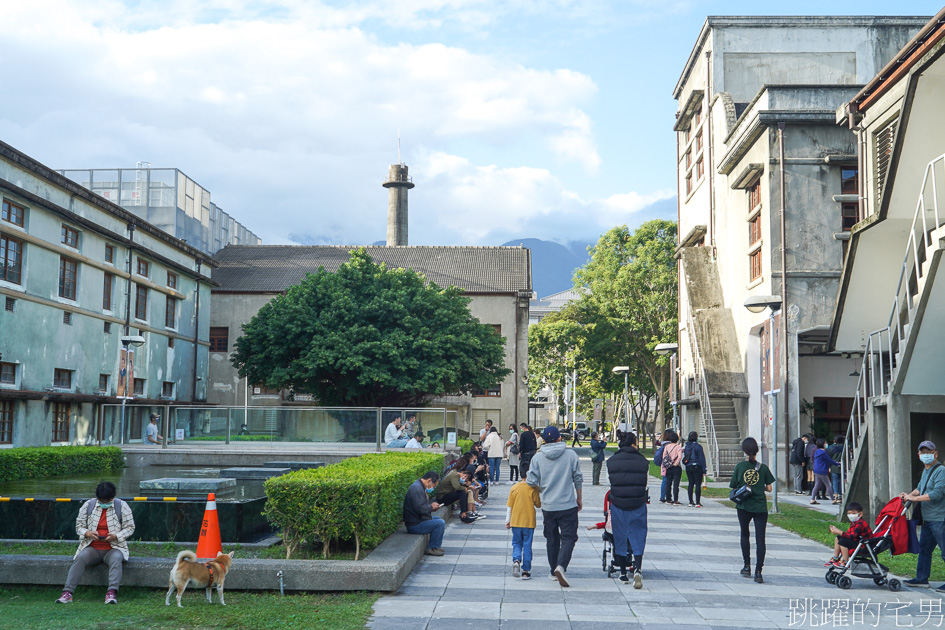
[116, 347, 135, 399]
[761, 311, 782, 395]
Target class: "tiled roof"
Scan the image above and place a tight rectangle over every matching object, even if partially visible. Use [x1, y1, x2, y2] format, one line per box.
[212, 245, 531, 294]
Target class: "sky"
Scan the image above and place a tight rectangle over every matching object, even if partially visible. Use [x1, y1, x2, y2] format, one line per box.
[1, 1, 939, 248]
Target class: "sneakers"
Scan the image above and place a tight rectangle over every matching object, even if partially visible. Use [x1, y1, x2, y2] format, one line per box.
[104, 589, 118, 605]
[474, 514, 487, 520]
[548, 574, 558, 581]
[740, 565, 752, 577]
[55, 591, 73, 604]
[424, 547, 445, 556]
[554, 566, 570, 587]
[754, 572, 764, 584]
[935, 584, 945, 594]
[633, 570, 643, 589]
[824, 556, 840, 567]
[672, 501, 682, 505]
[521, 571, 531, 580]
[618, 573, 629, 584]
[695, 504, 703, 508]
[461, 513, 477, 524]
[905, 578, 930, 588]
[512, 561, 522, 578]
[688, 502, 695, 507]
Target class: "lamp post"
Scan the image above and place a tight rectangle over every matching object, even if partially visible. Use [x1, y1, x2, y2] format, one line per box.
[611, 366, 630, 439]
[744, 295, 783, 514]
[118, 335, 145, 445]
[654, 343, 679, 434]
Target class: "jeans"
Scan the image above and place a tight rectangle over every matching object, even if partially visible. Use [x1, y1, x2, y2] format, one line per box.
[64, 547, 125, 592]
[592, 460, 603, 485]
[489, 457, 501, 482]
[737, 508, 768, 571]
[831, 472, 842, 497]
[511, 527, 535, 573]
[665, 466, 682, 502]
[792, 464, 805, 493]
[610, 503, 647, 560]
[387, 438, 409, 448]
[542, 506, 579, 573]
[660, 475, 669, 501]
[687, 468, 704, 504]
[406, 517, 446, 549]
[916, 520, 945, 582]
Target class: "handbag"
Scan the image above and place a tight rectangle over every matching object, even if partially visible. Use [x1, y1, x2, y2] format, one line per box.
[510, 443, 519, 455]
[730, 462, 760, 504]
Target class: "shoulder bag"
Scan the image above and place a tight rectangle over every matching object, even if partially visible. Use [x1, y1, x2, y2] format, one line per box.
[730, 462, 760, 504]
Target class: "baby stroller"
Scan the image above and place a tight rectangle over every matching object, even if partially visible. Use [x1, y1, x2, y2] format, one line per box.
[599, 489, 648, 577]
[825, 498, 909, 591]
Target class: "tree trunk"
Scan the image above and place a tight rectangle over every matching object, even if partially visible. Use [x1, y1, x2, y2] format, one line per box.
[354, 532, 361, 561]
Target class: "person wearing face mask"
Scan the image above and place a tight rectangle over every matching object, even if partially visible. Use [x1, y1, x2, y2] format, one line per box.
[403, 471, 446, 556]
[825, 502, 871, 567]
[900, 440, 945, 589]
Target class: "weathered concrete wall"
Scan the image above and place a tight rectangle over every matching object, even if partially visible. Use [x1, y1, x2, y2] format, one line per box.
[207, 293, 276, 406]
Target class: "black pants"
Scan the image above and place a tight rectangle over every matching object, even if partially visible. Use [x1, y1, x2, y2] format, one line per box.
[519, 452, 534, 479]
[686, 467, 703, 504]
[737, 508, 768, 570]
[665, 466, 682, 502]
[509, 465, 519, 481]
[542, 506, 579, 573]
[438, 489, 467, 513]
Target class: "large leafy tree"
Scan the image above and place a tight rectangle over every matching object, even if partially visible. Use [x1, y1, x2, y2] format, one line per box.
[231, 249, 511, 407]
[527, 305, 586, 418]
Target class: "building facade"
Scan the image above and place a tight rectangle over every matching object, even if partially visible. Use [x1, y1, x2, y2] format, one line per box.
[673, 16, 928, 479]
[0, 142, 215, 447]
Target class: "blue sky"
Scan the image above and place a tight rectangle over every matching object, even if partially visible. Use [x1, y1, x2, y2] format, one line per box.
[0, 1, 939, 247]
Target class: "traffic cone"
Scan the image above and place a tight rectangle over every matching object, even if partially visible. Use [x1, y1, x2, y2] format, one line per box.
[196, 493, 222, 559]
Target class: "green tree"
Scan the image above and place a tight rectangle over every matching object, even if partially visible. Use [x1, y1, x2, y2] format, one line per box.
[231, 249, 511, 407]
[527, 305, 585, 421]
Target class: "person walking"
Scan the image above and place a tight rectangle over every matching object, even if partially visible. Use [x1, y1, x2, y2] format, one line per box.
[810, 438, 840, 505]
[526, 426, 583, 587]
[518, 423, 537, 478]
[506, 424, 521, 482]
[655, 431, 671, 503]
[606, 431, 649, 588]
[590, 432, 607, 486]
[790, 434, 809, 495]
[827, 435, 844, 504]
[506, 478, 541, 580]
[730, 437, 775, 584]
[661, 431, 683, 505]
[901, 440, 945, 590]
[805, 436, 819, 498]
[483, 426, 504, 485]
[570, 425, 583, 447]
[683, 432, 706, 507]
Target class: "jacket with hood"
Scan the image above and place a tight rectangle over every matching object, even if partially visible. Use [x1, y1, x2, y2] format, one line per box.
[402, 479, 433, 527]
[525, 441, 583, 511]
[606, 445, 649, 510]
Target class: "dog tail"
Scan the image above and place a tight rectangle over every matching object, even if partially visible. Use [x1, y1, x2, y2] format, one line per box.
[175, 550, 197, 566]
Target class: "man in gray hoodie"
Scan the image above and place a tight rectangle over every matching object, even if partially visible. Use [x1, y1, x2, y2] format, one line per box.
[526, 426, 583, 586]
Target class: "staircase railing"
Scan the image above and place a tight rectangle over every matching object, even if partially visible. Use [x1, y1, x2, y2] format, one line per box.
[684, 301, 720, 479]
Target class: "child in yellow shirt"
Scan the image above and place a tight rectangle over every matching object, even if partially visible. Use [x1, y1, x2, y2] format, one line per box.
[506, 479, 541, 579]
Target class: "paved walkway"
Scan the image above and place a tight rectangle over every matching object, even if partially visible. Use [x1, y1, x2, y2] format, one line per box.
[368, 449, 941, 629]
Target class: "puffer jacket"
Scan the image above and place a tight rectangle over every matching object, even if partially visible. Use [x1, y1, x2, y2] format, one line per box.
[606, 445, 649, 510]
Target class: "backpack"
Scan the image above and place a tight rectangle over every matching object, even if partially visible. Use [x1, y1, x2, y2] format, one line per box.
[85, 498, 124, 527]
[653, 444, 665, 467]
[682, 443, 694, 466]
[591, 442, 605, 463]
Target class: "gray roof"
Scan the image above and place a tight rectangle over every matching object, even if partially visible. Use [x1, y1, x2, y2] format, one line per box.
[212, 245, 532, 294]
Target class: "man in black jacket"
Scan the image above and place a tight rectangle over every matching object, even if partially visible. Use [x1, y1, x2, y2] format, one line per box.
[606, 432, 649, 588]
[790, 435, 809, 495]
[518, 423, 537, 478]
[403, 471, 445, 556]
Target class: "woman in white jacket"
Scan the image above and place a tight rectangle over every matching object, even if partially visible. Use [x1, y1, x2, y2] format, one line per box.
[483, 426, 504, 485]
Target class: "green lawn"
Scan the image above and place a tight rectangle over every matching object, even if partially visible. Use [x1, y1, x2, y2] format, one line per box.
[0, 541, 357, 561]
[0, 586, 379, 630]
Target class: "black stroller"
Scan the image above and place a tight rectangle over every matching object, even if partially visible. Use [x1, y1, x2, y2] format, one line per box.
[824, 498, 908, 591]
[599, 489, 648, 577]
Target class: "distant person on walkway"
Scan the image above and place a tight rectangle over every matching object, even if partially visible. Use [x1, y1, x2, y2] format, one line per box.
[405, 432, 426, 449]
[730, 437, 775, 584]
[518, 423, 537, 478]
[479, 419, 494, 442]
[901, 440, 945, 589]
[484, 426, 504, 485]
[590, 432, 607, 486]
[790, 434, 809, 495]
[810, 438, 840, 505]
[403, 471, 445, 556]
[506, 424, 521, 482]
[805, 436, 820, 498]
[385, 417, 409, 448]
[526, 426, 583, 587]
[606, 431, 649, 588]
[827, 435, 844, 504]
[683, 432, 706, 507]
[570, 425, 583, 447]
[661, 430, 683, 505]
[146, 414, 163, 446]
[506, 478, 541, 581]
[56, 481, 136, 605]
[655, 431, 671, 502]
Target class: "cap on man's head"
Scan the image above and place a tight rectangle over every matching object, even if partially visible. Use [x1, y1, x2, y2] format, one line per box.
[149, 413, 159, 421]
[414, 432, 425, 439]
[542, 426, 560, 442]
[919, 440, 938, 452]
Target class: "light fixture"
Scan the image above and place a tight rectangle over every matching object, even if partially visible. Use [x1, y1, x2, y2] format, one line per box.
[654, 343, 678, 356]
[744, 295, 783, 314]
[120, 335, 146, 347]
[612, 366, 629, 374]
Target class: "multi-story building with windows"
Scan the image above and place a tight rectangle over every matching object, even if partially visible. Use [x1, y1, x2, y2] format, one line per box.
[0, 141, 215, 446]
[56, 165, 260, 256]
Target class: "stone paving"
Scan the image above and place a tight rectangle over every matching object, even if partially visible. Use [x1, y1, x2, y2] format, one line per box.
[367, 449, 943, 629]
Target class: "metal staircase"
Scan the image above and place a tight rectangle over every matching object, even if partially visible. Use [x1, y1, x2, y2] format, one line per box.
[684, 302, 721, 479]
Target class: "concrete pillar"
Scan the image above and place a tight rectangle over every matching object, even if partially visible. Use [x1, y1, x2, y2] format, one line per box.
[383, 164, 415, 246]
[868, 404, 889, 518]
[887, 395, 912, 496]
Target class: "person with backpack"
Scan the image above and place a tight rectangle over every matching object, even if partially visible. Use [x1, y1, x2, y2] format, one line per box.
[589, 432, 607, 486]
[790, 434, 809, 495]
[661, 431, 683, 505]
[729, 437, 775, 584]
[683, 432, 707, 507]
[56, 481, 136, 605]
[805, 435, 821, 499]
[606, 431, 649, 588]
[827, 435, 844, 504]
[654, 430, 671, 503]
[810, 438, 840, 506]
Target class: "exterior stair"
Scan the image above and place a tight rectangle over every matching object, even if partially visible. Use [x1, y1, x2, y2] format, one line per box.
[710, 396, 741, 479]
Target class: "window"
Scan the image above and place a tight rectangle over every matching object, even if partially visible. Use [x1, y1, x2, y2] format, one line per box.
[875, 118, 898, 205]
[168, 337, 175, 349]
[165, 296, 177, 329]
[695, 131, 703, 153]
[685, 171, 693, 195]
[4, 296, 14, 312]
[209, 327, 229, 352]
[104, 243, 115, 264]
[680, 108, 705, 196]
[841, 168, 859, 195]
[492, 325, 502, 336]
[136, 257, 150, 277]
[58, 256, 78, 300]
[61, 225, 79, 248]
[695, 156, 704, 179]
[0, 233, 23, 284]
[0, 400, 11, 444]
[104, 321, 112, 334]
[52, 403, 70, 442]
[53, 368, 72, 389]
[253, 383, 280, 396]
[103, 272, 114, 311]
[167, 272, 178, 290]
[62, 311, 72, 325]
[0, 362, 15, 384]
[135, 284, 148, 321]
[133, 378, 145, 396]
[162, 382, 175, 398]
[748, 181, 761, 210]
[98, 374, 109, 392]
[2, 200, 24, 227]
[749, 249, 762, 281]
[473, 385, 502, 397]
[694, 108, 702, 127]
[748, 181, 762, 282]
[749, 216, 762, 245]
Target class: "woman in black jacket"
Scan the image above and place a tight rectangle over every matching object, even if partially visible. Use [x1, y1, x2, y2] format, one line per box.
[518, 423, 537, 477]
[606, 431, 649, 588]
[683, 432, 707, 507]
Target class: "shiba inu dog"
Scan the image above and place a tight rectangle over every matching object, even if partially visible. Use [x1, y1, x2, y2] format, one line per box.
[165, 550, 234, 607]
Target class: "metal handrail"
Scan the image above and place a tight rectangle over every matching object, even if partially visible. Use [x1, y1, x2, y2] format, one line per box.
[684, 302, 719, 479]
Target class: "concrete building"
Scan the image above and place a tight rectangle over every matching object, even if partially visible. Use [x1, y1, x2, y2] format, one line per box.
[207, 245, 532, 438]
[832, 9, 945, 515]
[0, 142, 215, 447]
[56, 165, 260, 256]
[528, 288, 586, 326]
[673, 16, 928, 479]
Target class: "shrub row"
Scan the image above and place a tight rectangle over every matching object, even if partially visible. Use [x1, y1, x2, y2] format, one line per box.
[457, 438, 474, 454]
[0, 446, 124, 482]
[264, 451, 444, 559]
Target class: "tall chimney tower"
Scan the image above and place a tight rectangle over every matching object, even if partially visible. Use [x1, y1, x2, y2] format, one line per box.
[383, 163, 414, 246]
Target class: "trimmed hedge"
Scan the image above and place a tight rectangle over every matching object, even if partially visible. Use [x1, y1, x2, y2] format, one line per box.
[264, 451, 443, 559]
[0, 447, 124, 482]
[457, 438, 474, 454]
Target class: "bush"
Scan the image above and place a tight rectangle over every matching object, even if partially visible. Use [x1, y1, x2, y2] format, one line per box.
[185, 435, 276, 442]
[264, 451, 443, 560]
[457, 438, 474, 454]
[0, 447, 124, 482]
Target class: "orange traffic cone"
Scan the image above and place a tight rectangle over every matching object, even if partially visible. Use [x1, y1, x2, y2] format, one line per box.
[195, 493, 222, 559]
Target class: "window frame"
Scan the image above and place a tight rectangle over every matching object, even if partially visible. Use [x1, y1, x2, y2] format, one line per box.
[52, 403, 70, 442]
[103, 272, 114, 311]
[679, 105, 707, 197]
[167, 272, 178, 290]
[136, 257, 150, 278]
[0, 400, 12, 444]
[162, 381, 176, 398]
[98, 374, 109, 393]
[209, 327, 229, 353]
[134, 284, 148, 321]
[749, 249, 762, 282]
[1, 199, 25, 227]
[133, 378, 145, 396]
[58, 256, 78, 300]
[0, 232, 23, 285]
[104, 243, 115, 264]
[165, 295, 177, 329]
[0, 361, 15, 384]
[61, 224, 80, 249]
[53, 368, 72, 389]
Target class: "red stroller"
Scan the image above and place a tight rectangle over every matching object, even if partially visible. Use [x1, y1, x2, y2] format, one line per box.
[825, 498, 910, 591]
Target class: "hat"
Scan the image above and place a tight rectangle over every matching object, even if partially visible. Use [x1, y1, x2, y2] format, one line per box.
[414, 432, 425, 440]
[542, 426, 560, 442]
[918, 440, 937, 451]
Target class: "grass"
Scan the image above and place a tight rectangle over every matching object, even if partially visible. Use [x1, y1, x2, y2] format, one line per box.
[0, 586, 379, 630]
[0, 541, 358, 561]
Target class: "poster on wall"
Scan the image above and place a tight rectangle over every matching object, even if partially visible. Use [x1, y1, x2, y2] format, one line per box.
[116, 347, 135, 399]
[771, 311, 782, 393]
[761, 395, 775, 465]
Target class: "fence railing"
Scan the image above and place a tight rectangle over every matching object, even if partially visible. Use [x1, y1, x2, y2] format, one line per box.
[684, 302, 719, 479]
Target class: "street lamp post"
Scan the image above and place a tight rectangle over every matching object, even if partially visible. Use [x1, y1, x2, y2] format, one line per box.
[119, 335, 145, 445]
[611, 366, 630, 441]
[654, 343, 679, 434]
